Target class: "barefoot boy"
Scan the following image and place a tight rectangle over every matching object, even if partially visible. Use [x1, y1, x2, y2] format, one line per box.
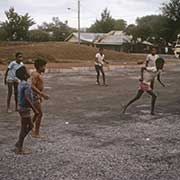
[145, 47, 159, 89]
[4, 52, 24, 112]
[122, 57, 165, 115]
[15, 66, 39, 154]
[95, 48, 109, 86]
[31, 58, 49, 138]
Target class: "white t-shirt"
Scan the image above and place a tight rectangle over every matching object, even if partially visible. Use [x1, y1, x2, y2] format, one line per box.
[95, 53, 105, 66]
[7, 60, 24, 81]
[143, 67, 161, 85]
[146, 54, 159, 67]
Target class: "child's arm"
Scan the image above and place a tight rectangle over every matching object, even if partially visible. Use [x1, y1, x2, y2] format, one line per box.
[25, 95, 39, 115]
[157, 73, 165, 87]
[4, 68, 9, 85]
[103, 59, 109, 64]
[139, 67, 146, 81]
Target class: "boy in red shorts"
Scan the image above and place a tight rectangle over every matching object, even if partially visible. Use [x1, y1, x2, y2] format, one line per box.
[122, 57, 165, 115]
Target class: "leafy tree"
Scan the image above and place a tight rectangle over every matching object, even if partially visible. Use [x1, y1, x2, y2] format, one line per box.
[135, 15, 172, 42]
[2, 7, 35, 41]
[161, 0, 180, 40]
[38, 17, 74, 41]
[28, 30, 50, 42]
[88, 8, 127, 33]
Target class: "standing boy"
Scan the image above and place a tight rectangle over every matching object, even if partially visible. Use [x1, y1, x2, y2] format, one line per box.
[95, 48, 109, 86]
[4, 52, 24, 112]
[122, 58, 165, 115]
[145, 47, 159, 89]
[15, 66, 39, 154]
[31, 58, 49, 138]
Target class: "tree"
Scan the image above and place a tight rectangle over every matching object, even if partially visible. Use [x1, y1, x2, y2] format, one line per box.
[135, 15, 172, 42]
[88, 8, 127, 33]
[2, 7, 35, 41]
[38, 17, 74, 41]
[28, 30, 50, 42]
[161, 0, 180, 40]
[0, 25, 8, 40]
[162, 0, 180, 22]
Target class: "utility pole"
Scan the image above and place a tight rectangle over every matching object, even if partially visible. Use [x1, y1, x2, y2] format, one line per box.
[78, 0, 80, 44]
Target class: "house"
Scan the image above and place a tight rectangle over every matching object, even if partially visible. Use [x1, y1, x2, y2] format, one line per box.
[94, 31, 132, 52]
[65, 31, 154, 53]
[65, 32, 104, 45]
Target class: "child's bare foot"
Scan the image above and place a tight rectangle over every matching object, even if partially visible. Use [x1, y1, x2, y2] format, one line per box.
[15, 148, 32, 155]
[31, 133, 47, 140]
[103, 84, 108, 86]
[151, 112, 155, 115]
[7, 108, 12, 113]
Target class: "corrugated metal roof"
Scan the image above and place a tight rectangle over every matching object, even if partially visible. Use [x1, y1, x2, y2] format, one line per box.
[65, 32, 104, 43]
[95, 31, 132, 45]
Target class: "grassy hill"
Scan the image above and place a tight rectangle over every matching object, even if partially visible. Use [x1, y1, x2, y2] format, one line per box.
[0, 42, 145, 67]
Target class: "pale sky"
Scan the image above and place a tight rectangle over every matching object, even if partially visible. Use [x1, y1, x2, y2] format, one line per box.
[0, 0, 170, 29]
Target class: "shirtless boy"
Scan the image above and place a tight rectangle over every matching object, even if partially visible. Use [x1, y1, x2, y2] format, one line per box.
[31, 58, 49, 138]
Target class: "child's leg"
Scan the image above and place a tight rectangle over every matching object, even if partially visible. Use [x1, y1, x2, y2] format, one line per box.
[13, 82, 18, 111]
[150, 79, 155, 90]
[122, 90, 144, 113]
[7, 82, 13, 111]
[99, 66, 106, 85]
[95, 65, 100, 84]
[16, 117, 33, 152]
[146, 90, 157, 115]
[32, 102, 43, 137]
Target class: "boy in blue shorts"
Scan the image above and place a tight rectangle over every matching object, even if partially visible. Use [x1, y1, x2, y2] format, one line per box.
[15, 66, 39, 154]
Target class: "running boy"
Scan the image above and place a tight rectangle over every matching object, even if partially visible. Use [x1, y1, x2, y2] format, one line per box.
[15, 66, 39, 154]
[4, 52, 24, 112]
[95, 48, 109, 86]
[122, 57, 165, 115]
[31, 58, 49, 138]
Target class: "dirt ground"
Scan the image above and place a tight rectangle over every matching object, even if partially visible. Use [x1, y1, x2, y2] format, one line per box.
[0, 62, 180, 180]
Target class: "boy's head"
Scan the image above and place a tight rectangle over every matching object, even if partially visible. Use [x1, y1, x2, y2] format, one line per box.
[156, 57, 165, 70]
[151, 47, 158, 55]
[15, 52, 23, 63]
[16, 66, 30, 81]
[99, 47, 104, 54]
[34, 57, 47, 73]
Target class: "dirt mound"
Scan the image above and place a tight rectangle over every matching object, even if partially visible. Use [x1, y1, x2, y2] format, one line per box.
[0, 42, 145, 65]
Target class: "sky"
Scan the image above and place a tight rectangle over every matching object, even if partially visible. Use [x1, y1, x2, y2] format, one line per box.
[0, 0, 170, 29]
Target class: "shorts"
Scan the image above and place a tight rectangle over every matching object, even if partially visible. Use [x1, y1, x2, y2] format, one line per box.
[139, 82, 152, 92]
[18, 107, 31, 118]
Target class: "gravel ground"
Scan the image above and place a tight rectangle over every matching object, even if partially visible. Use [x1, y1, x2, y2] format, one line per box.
[0, 63, 180, 180]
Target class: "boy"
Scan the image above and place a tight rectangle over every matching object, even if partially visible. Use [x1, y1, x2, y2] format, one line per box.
[145, 47, 159, 90]
[15, 66, 39, 154]
[31, 58, 49, 138]
[4, 52, 24, 112]
[122, 58, 165, 115]
[95, 48, 109, 86]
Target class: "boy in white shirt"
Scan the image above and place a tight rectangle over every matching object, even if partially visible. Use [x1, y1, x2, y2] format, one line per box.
[122, 58, 165, 115]
[145, 47, 159, 89]
[95, 48, 109, 86]
[4, 52, 24, 112]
